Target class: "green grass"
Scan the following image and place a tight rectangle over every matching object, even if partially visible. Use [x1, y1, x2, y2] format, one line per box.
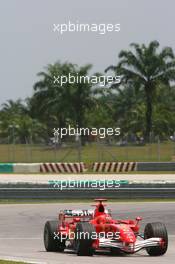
[0, 198, 175, 204]
[0, 261, 27, 264]
[1, 170, 175, 174]
[0, 142, 174, 163]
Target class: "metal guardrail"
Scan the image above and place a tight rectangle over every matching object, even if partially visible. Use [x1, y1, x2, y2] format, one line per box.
[0, 183, 175, 199]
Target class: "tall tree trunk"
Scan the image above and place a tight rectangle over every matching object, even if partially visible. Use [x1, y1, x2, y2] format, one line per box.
[58, 115, 65, 146]
[77, 112, 86, 146]
[145, 86, 153, 142]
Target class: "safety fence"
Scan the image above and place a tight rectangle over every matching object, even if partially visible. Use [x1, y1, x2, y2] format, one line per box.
[0, 142, 174, 164]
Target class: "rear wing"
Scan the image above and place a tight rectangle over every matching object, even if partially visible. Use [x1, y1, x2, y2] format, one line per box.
[63, 209, 111, 217]
[63, 209, 93, 217]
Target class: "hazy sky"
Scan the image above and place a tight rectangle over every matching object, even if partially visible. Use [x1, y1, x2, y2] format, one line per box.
[0, 0, 174, 105]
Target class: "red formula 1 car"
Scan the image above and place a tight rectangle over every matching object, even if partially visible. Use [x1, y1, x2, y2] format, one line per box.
[44, 199, 168, 256]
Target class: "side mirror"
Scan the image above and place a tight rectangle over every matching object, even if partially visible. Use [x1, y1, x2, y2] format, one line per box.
[136, 216, 142, 222]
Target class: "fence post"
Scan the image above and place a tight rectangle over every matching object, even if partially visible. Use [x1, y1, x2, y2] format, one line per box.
[157, 136, 160, 161]
[76, 134, 82, 162]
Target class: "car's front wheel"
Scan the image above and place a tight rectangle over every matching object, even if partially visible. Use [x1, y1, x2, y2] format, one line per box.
[75, 222, 95, 256]
[44, 220, 65, 252]
[144, 222, 168, 256]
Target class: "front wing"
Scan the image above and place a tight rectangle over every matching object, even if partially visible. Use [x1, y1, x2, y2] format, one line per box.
[99, 237, 162, 253]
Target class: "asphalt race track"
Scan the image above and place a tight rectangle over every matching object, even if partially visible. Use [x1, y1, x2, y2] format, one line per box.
[0, 202, 174, 264]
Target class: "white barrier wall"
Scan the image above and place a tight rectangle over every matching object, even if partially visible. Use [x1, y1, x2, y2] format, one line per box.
[13, 163, 41, 173]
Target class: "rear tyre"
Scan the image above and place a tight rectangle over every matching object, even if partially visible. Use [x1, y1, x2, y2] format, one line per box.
[75, 222, 95, 256]
[44, 220, 65, 252]
[144, 222, 168, 256]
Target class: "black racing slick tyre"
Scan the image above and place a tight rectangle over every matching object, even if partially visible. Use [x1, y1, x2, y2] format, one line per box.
[44, 221, 65, 252]
[144, 222, 168, 256]
[75, 222, 96, 256]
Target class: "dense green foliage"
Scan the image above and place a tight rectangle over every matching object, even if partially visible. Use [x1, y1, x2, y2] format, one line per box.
[0, 41, 175, 144]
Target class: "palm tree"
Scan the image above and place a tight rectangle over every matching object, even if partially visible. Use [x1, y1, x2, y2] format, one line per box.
[153, 84, 175, 137]
[71, 64, 97, 127]
[32, 62, 97, 145]
[1, 99, 26, 116]
[106, 41, 175, 141]
[112, 85, 145, 136]
[0, 99, 44, 143]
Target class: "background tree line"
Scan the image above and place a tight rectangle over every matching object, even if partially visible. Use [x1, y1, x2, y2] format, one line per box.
[0, 41, 175, 145]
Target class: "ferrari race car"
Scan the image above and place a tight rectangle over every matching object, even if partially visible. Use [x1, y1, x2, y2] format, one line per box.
[44, 199, 168, 256]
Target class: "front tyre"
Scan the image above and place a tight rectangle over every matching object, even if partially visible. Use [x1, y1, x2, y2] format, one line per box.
[75, 222, 95, 256]
[144, 222, 168, 256]
[44, 220, 65, 252]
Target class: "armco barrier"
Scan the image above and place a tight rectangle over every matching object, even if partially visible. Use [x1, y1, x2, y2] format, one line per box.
[0, 183, 175, 199]
[13, 163, 41, 173]
[0, 163, 13, 173]
[92, 162, 137, 172]
[137, 162, 175, 171]
[40, 162, 87, 173]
